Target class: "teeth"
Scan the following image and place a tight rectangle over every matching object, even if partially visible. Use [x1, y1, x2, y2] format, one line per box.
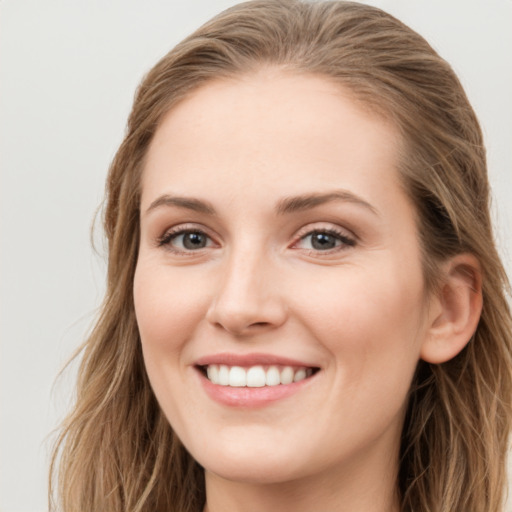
[206, 365, 219, 383]
[205, 364, 314, 387]
[293, 368, 307, 382]
[229, 366, 246, 387]
[280, 366, 294, 385]
[246, 366, 266, 387]
[218, 365, 229, 385]
[265, 366, 281, 386]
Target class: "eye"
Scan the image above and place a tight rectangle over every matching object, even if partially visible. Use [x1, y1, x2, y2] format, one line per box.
[294, 228, 356, 252]
[158, 228, 214, 252]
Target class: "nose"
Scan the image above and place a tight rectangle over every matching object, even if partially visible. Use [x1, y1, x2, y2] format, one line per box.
[206, 248, 287, 336]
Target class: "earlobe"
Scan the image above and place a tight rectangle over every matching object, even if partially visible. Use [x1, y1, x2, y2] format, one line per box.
[420, 254, 483, 364]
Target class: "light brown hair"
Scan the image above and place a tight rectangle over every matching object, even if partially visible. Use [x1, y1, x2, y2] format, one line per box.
[50, 1, 512, 511]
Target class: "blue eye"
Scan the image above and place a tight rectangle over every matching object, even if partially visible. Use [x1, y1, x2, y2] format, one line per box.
[297, 230, 356, 251]
[159, 230, 212, 251]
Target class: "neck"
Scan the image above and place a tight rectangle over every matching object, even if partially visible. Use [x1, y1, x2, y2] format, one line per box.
[203, 449, 400, 512]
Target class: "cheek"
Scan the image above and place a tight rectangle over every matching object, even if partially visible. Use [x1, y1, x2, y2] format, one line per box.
[133, 262, 209, 356]
[294, 259, 426, 374]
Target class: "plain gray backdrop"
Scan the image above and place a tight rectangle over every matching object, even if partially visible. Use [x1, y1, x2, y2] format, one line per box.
[1, 1, 511, 510]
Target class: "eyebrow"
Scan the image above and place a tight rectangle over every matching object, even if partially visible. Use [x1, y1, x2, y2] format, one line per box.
[145, 189, 378, 217]
[146, 195, 216, 215]
[275, 190, 378, 216]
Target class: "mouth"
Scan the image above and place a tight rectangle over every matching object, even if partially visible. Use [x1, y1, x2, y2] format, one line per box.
[193, 353, 321, 406]
[196, 364, 320, 388]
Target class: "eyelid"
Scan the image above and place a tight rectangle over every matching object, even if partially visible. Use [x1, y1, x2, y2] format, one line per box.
[156, 223, 219, 251]
[154, 221, 356, 255]
[293, 222, 356, 240]
[290, 223, 357, 252]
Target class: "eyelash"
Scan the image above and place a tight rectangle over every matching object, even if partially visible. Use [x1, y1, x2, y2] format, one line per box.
[293, 227, 356, 254]
[156, 225, 356, 255]
[156, 225, 215, 254]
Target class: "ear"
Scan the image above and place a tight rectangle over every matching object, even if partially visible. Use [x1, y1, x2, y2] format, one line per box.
[420, 254, 483, 364]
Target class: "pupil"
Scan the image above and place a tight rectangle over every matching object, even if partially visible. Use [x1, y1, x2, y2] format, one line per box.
[312, 232, 335, 250]
[183, 232, 206, 249]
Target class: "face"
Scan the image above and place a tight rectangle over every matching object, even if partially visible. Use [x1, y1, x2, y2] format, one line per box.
[134, 70, 431, 486]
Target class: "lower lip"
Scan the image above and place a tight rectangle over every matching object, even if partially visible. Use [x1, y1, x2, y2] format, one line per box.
[197, 369, 317, 407]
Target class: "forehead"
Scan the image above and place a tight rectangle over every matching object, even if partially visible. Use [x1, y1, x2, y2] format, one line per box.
[141, 70, 403, 211]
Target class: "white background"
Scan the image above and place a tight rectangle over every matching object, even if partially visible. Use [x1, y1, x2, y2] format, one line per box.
[1, 1, 511, 511]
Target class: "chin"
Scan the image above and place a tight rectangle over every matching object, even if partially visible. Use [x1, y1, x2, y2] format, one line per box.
[202, 458, 306, 485]
[185, 432, 318, 485]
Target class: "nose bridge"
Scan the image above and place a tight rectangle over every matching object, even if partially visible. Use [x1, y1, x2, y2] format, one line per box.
[207, 240, 285, 334]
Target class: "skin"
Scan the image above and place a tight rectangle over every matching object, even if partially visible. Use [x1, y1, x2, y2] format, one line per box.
[134, 70, 445, 512]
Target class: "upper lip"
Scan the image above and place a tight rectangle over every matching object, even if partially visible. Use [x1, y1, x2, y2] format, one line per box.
[194, 352, 319, 368]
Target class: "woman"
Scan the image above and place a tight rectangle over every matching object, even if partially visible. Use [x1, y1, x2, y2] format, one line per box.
[50, 1, 512, 511]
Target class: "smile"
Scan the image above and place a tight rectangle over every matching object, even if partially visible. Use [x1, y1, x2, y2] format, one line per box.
[203, 364, 315, 387]
[194, 353, 321, 406]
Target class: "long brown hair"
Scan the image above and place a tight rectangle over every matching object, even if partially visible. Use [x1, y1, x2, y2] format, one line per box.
[50, 1, 512, 511]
